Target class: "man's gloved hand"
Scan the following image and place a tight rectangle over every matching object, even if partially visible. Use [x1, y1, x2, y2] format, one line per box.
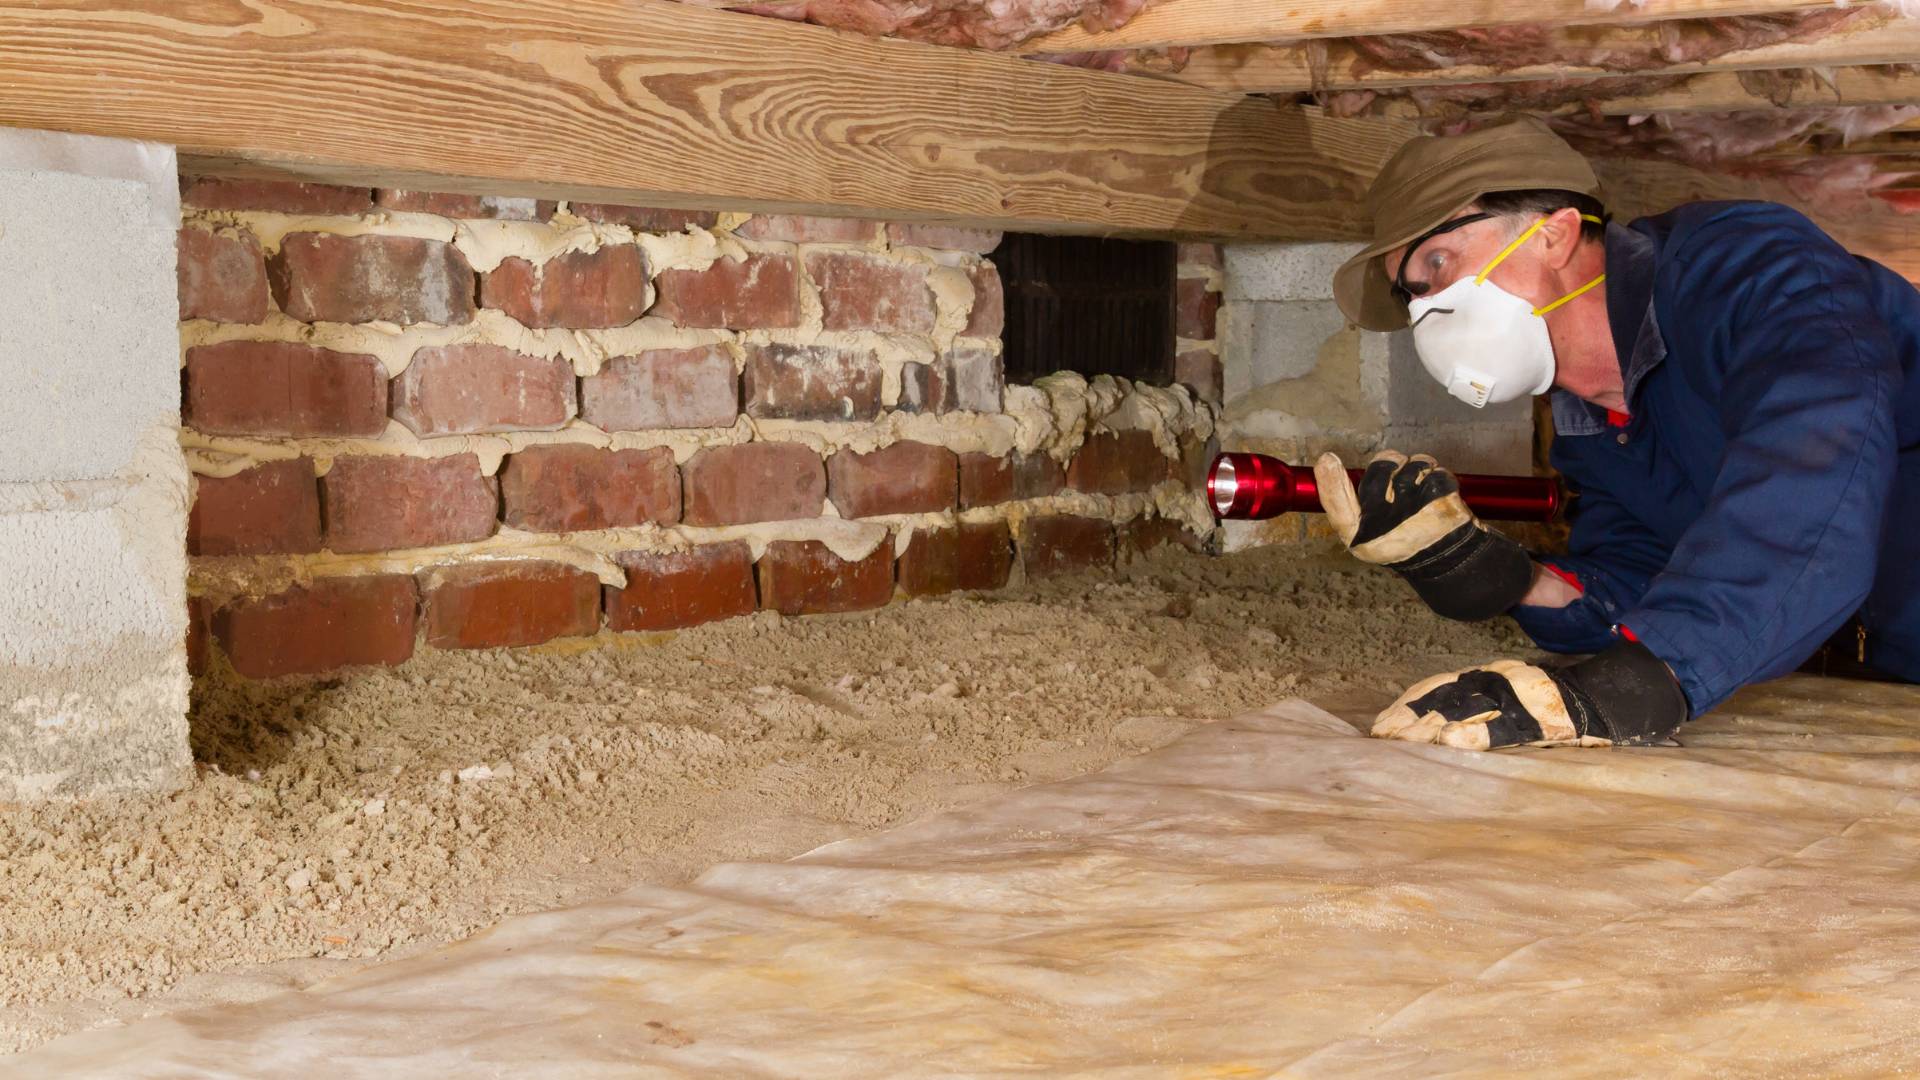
[1372, 640, 1689, 750]
[1315, 450, 1533, 621]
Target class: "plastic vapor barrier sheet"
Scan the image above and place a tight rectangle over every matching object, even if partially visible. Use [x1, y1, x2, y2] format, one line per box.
[13, 678, 1920, 1077]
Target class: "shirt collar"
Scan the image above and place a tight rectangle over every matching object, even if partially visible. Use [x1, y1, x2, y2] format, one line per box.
[1550, 220, 1666, 437]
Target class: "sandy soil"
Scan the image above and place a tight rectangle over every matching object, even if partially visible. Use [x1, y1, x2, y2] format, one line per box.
[0, 546, 1527, 1055]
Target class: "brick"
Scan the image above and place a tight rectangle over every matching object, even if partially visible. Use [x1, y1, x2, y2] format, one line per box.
[423, 562, 600, 649]
[1177, 242, 1224, 270]
[581, 346, 738, 430]
[827, 441, 957, 518]
[269, 233, 475, 325]
[499, 444, 680, 533]
[322, 453, 499, 553]
[651, 253, 798, 329]
[181, 177, 372, 216]
[375, 189, 549, 220]
[481, 247, 649, 329]
[570, 203, 718, 232]
[806, 252, 936, 334]
[178, 227, 269, 323]
[681, 442, 825, 526]
[187, 457, 321, 556]
[742, 344, 883, 422]
[1012, 452, 1067, 499]
[215, 575, 418, 679]
[963, 262, 1003, 338]
[186, 596, 212, 678]
[948, 348, 1003, 413]
[391, 344, 576, 436]
[735, 215, 878, 243]
[1180, 433, 1221, 490]
[1119, 515, 1203, 560]
[898, 521, 1013, 597]
[897, 359, 949, 415]
[1021, 515, 1114, 579]
[958, 453, 1013, 509]
[886, 223, 1001, 253]
[605, 543, 757, 632]
[757, 540, 894, 616]
[1067, 430, 1172, 495]
[1176, 278, 1222, 340]
[184, 340, 388, 437]
[1175, 349, 1223, 404]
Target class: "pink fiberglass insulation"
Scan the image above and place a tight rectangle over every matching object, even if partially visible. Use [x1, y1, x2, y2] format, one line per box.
[1548, 106, 1920, 166]
[1038, 46, 1189, 72]
[1543, 107, 1920, 211]
[1589, 0, 1920, 13]
[1737, 155, 1914, 210]
[1312, 75, 1696, 119]
[678, 0, 1158, 50]
[1877, 189, 1920, 213]
[1328, 10, 1863, 82]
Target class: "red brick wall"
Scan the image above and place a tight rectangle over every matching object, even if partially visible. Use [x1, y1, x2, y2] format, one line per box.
[179, 178, 1221, 679]
[1174, 242, 1225, 406]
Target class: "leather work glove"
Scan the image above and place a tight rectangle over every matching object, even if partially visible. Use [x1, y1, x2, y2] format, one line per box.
[1315, 450, 1533, 621]
[1373, 640, 1689, 750]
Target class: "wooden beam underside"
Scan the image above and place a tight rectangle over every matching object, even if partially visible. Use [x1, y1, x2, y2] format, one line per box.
[0, 0, 1419, 242]
[5, 0, 1910, 283]
[1024, 0, 1840, 55]
[1164, 14, 1920, 95]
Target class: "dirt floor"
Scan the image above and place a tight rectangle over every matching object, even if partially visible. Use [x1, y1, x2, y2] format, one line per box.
[0, 545, 1528, 1056]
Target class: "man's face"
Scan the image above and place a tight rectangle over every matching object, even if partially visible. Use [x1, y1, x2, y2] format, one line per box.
[1382, 210, 1521, 306]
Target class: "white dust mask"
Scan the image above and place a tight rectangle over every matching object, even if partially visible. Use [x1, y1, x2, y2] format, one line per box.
[1405, 214, 1604, 409]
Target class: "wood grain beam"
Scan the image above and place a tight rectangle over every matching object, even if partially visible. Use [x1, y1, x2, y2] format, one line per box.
[1026, 0, 1841, 54]
[0, 0, 1416, 242]
[1162, 11, 1920, 95]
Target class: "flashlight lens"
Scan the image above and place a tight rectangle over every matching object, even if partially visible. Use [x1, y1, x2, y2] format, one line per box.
[1209, 457, 1238, 516]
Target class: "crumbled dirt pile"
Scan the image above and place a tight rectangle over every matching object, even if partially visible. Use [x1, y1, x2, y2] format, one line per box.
[0, 546, 1525, 1056]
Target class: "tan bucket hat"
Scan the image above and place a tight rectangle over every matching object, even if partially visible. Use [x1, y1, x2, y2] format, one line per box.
[1333, 116, 1604, 332]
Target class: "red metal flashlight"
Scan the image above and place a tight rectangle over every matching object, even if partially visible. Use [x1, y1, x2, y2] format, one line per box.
[1207, 452, 1561, 523]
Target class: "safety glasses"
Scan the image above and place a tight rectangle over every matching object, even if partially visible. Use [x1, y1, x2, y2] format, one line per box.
[1390, 212, 1495, 306]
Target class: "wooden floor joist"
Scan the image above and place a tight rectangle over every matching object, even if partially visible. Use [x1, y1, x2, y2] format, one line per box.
[1162, 12, 1920, 95]
[1024, 0, 1842, 55]
[0, 0, 1417, 241]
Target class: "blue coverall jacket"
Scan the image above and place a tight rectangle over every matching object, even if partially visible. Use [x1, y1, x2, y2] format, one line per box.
[1509, 201, 1920, 716]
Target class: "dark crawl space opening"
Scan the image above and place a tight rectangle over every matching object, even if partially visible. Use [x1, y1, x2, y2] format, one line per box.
[990, 232, 1176, 386]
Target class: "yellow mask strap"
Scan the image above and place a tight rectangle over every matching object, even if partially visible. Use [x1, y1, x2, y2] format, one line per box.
[1533, 273, 1606, 317]
[1473, 212, 1604, 286]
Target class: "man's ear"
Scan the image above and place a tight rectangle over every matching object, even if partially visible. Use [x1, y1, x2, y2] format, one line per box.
[1539, 206, 1587, 271]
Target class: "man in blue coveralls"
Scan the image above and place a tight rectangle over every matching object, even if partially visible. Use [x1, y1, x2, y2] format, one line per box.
[1313, 116, 1920, 752]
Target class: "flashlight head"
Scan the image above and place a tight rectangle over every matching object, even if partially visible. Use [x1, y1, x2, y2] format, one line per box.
[1207, 455, 1239, 518]
[1207, 452, 1293, 520]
